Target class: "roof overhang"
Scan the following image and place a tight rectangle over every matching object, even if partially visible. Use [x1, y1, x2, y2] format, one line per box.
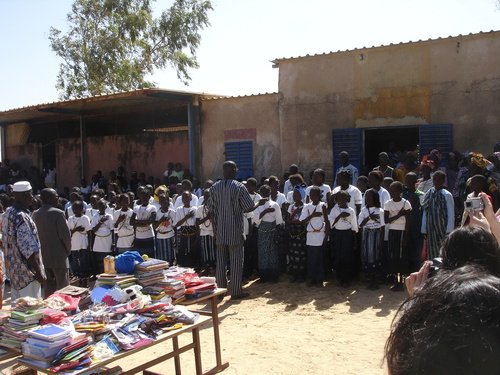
[0, 88, 222, 126]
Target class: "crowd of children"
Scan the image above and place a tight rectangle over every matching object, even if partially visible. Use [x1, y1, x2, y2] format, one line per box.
[0, 146, 499, 292]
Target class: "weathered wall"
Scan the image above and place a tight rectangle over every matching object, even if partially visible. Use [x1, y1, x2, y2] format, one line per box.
[5, 144, 42, 172]
[199, 94, 281, 182]
[278, 31, 500, 176]
[56, 132, 189, 190]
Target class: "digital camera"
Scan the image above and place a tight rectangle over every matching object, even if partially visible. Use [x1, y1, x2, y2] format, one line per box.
[465, 197, 484, 211]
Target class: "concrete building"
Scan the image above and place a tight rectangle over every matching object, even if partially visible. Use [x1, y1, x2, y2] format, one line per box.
[199, 30, 500, 183]
[1, 31, 498, 190]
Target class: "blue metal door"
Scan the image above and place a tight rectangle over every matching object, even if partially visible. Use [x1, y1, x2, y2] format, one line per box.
[224, 141, 254, 180]
[419, 124, 453, 162]
[332, 128, 363, 174]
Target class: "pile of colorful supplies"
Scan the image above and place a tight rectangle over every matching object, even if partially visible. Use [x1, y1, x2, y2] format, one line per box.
[134, 258, 170, 286]
[0, 297, 45, 350]
[15, 288, 199, 372]
[96, 273, 138, 289]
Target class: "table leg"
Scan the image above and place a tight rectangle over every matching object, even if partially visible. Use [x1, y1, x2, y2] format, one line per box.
[192, 327, 202, 375]
[172, 336, 182, 375]
[210, 296, 223, 366]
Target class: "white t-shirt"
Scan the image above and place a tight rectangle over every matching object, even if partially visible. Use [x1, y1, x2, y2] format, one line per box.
[85, 207, 99, 220]
[358, 206, 385, 229]
[362, 187, 391, 209]
[384, 199, 412, 231]
[173, 195, 199, 210]
[114, 209, 134, 248]
[175, 206, 197, 227]
[328, 206, 358, 232]
[271, 192, 287, 208]
[91, 212, 114, 252]
[306, 184, 331, 203]
[133, 204, 157, 239]
[253, 200, 284, 226]
[67, 215, 90, 251]
[156, 207, 176, 239]
[299, 202, 327, 246]
[331, 185, 363, 213]
[196, 205, 214, 237]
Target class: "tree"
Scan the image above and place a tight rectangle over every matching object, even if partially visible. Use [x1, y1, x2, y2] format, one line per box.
[49, 0, 212, 100]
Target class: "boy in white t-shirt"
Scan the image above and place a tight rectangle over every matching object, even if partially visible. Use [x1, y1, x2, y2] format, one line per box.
[91, 199, 114, 275]
[196, 190, 215, 274]
[384, 181, 412, 292]
[131, 187, 157, 258]
[299, 186, 329, 287]
[114, 194, 135, 254]
[67, 200, 91, 287]
[305, 168, 331, 204]
[174, 191, 198, 268]
[329, 191, 358, 287]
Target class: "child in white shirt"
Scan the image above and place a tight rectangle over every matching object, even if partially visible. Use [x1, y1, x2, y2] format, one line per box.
[91, 199, 114, 275]
[68, 201, 91, 286]
[299, 186, 329, 287]
[253, 185, 284, 282]
[155, 193, 176, 264]
[329, 190, 358, 287]
[384, 181, 412, 292]
[196, 190, 215, 274]
[358, 189, 385, 290]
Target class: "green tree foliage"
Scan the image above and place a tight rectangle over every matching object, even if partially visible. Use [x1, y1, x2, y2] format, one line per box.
[49, 0, 212, 99]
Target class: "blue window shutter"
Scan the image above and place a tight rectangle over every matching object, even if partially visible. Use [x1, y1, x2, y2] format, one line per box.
[225, 141, 253, 180]
[332, 128, 363, 174]
[419, 124, 453, 161]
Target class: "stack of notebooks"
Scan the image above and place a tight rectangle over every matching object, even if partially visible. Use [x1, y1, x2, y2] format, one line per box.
[0, 310, 43, 350]
[135, 259, 169, 287]
[96, 273, 138, 289]
[156, 278, 186, 300]
[21, 323, 73, 367]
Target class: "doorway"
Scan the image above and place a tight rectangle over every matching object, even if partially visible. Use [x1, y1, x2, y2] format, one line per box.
[363, 127, 419, 173]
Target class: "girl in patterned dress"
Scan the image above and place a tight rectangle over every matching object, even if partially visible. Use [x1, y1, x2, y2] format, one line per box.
[286, 185, 307, 283]
[174, 191, 198, 268]
[155, 193, 176, 264]
[196, 189, 216, 273]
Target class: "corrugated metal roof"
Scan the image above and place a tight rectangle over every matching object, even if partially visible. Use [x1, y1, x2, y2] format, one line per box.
[200, 92, 278, 101]
[271, 30, 500, 63]
[0, 88, 223, 126]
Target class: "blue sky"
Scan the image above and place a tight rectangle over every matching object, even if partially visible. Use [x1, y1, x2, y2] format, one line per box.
[0, 0, 498, 111]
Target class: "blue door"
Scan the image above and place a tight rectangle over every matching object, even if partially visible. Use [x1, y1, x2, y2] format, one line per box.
[332, 128, 363, 174]
[419, 124, 453, 162]
[224, 141, 254, 180]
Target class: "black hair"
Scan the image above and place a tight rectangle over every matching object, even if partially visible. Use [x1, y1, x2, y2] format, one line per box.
[440, 226, 500, 276]
[368, 170, 384, 183]
[268, 175, 280, 185]
[433, 170, 446, 181]
[389, 181, 403, 191]
[309, 185, 322, 200]
[71, 200, 84, 210]
[246, 177, 257, 187]
[335, 190, 351, 203]
[337, 170, 352, 183]
[259, 184, 271, 196]
[313, 169, 326, 179]
[364, 188, 381, 208]
[386, 265, 500, 375]
[469, 174, 487, 192]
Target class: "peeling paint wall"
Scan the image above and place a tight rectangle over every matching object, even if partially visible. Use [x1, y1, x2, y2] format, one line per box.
[278, 31, 500, 173]
[199, 94, 280, 181]
[5, 144, 42, 172]
[56, 132, 189, 190]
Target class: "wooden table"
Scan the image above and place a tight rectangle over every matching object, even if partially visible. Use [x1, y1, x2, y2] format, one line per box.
[175, 288, 229, 375]
[17, 288, 229, 375]
[19, 315, 211, 375]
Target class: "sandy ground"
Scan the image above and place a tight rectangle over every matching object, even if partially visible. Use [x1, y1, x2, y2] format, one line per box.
[1, 277, 406, 374]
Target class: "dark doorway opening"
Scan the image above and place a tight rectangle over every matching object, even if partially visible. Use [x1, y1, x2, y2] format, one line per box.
[364, 127, 419, 173]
